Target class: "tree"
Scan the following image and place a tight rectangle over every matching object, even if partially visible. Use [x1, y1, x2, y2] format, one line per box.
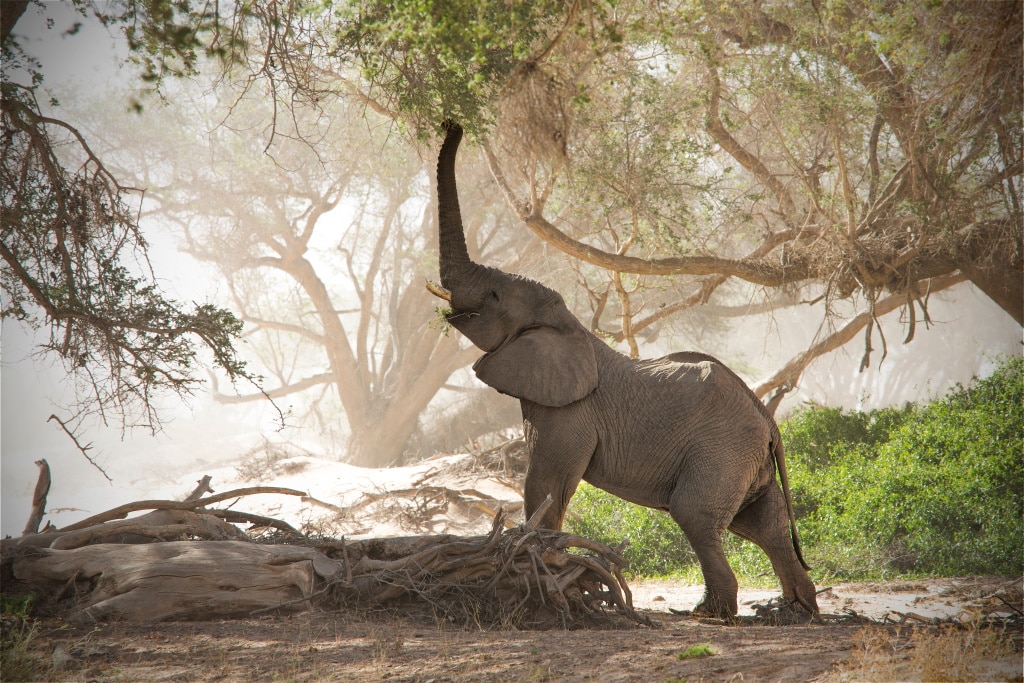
[13, 0, 1016, 464]
[1, 1, 256, 447]
[89, 88, 532, 466]
[329, 0, 1021, 342]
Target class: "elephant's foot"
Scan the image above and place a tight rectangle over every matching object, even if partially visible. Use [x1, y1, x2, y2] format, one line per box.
[789, 573, 820, 615]
[692, 589, 738, 618]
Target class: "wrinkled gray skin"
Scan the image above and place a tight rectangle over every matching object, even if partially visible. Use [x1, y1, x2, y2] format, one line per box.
[434, 122, 818, 617]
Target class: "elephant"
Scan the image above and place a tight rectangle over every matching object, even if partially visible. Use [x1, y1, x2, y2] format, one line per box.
[428, 121, 818, 618]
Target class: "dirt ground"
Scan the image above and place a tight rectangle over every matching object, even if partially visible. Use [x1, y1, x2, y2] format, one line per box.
[5, 455, 1022, 681]
[13, 577, 1022, 682]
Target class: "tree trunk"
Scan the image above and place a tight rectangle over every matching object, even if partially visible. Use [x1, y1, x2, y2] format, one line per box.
[6, 503, 650, 627]
[347, 410, 422, 467]
[12, 541, 342, 622]
[1, 1, 29, 45]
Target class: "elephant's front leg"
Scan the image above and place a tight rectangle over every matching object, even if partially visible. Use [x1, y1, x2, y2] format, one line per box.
[521, 403, 597, 530]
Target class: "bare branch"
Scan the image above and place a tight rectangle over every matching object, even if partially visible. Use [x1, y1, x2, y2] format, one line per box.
[211, 372, 334, 404]
[22, 459, 51, 536]
[47, 415, 113, 483]
[59, 487, 311, 532]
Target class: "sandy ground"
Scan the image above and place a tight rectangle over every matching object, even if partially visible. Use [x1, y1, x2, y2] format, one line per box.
[6, 453, 1023, 682]
[11, 577, 1020, 683]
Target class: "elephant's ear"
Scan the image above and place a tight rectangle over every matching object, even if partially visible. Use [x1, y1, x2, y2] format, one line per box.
[473, 325, 598, 407]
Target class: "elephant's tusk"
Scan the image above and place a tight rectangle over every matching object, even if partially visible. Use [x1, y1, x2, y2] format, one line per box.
[425, 279, 452, 302]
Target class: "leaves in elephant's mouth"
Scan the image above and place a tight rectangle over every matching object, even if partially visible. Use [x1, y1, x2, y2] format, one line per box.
[431, 307, 454, 335]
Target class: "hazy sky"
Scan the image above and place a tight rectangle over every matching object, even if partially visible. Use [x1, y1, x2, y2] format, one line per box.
[2, 3, 1020, 537]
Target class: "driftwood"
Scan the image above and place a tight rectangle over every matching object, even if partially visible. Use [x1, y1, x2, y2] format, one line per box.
[13, 540, 343, 622]
[21, 459, 51, 536]
[47, 509, 247, 550]
[58, 486, 310, 531]
[0, 486, 309, 555]
[2, 464, 648, 627]
[184, 475, 214, 501]
[6, 486, 650, 627]
[319, 500, 651, 627]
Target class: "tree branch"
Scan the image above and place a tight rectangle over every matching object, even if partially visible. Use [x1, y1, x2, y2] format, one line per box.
[22, 459, 51, 536]
[212, 372, 334, 403]
[482, 143, 810, 285]
[59, 487, 311, 532]
[47, 414, 113, 483]
[753, 273, 967, 400]
[704, 61, 797, 220]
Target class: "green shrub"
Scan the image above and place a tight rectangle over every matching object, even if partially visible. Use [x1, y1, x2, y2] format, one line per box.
[786, 356, 1024, 578]
[565, 482, 695, 577]
[782, 403, 913, 470]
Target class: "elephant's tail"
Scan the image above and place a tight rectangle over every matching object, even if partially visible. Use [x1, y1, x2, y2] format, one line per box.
[773, 438, 811, 571]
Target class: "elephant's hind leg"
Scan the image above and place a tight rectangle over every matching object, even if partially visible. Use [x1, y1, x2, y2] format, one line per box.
[729, 481, 819, 614]
[668, 501, 740, 618]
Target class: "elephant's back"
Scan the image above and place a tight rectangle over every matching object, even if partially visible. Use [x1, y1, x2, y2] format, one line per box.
[636, 354, 776, 466]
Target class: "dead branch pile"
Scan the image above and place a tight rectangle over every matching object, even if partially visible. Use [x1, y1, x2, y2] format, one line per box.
[1, 469, 650, 629]
[317, 499, 652, 628]
[309, 442, 527, 537]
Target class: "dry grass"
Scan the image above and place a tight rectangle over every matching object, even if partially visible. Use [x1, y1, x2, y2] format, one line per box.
[823, 621, 1022, 682]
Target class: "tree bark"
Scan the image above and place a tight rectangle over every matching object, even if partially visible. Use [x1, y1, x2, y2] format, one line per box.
[0, 0, 29, 45]
[13, 541, 342, 622]
[962, 263, 1023, 327]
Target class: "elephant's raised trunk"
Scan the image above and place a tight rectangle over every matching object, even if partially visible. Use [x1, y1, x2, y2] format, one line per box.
[437, 121, 472, 289]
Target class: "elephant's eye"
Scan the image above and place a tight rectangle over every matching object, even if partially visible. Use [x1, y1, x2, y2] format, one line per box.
[488, 289, 500, 302]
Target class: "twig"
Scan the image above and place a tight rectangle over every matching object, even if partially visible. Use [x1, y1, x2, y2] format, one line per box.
[47, 414, 112, 483]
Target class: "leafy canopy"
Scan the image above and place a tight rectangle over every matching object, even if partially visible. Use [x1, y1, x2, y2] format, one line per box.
[1, 1, 259, 439]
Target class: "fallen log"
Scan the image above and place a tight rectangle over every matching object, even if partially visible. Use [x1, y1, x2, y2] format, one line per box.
[58, 486, 310, 531]
[7, 496, 650, 627]
[12, 540, 343, 623]
[3, 468, 648, 628]
[1, 486, 307, 555]
[48, 509, 247, 550]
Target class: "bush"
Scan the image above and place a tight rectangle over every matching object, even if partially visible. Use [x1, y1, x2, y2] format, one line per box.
[565, 483, 695, 577]
[786, 356, 1024, 578]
